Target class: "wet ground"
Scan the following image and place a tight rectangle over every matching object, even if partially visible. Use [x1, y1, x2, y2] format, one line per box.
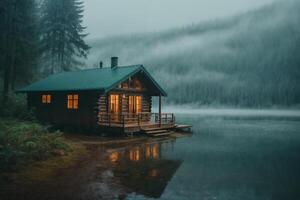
[1, 112, 300, 200]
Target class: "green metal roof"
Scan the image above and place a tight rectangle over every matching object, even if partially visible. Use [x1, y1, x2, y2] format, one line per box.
[17, 65, 167, 96]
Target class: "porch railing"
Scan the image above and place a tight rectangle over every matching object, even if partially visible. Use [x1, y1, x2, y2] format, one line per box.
[98, 112, 175, 127]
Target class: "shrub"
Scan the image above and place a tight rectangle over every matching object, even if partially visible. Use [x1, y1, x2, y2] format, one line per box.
[0, 120, 70, 171]
[0, 94, 35, 120]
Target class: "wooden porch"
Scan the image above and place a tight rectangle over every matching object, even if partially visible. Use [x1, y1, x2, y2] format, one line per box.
[98, 113, 176, 135]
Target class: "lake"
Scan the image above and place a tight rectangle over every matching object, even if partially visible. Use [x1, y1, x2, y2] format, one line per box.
[124, 112, 300, 200]
[2, 110, 300, 200]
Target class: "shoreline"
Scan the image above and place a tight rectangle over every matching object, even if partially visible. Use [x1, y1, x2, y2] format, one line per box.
[0, 133, 189, 200]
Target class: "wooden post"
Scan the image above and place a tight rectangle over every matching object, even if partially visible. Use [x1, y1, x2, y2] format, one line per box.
[159, 95, 162, 127]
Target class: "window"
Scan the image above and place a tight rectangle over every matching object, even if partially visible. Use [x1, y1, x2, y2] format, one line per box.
[42, 94, 51, 104]
[109, 94, 119, 113]
[129, 96, 134, 113]
[67, 94, 78, 109]
[135, 96, 142, 113]
[129, 95, 142, 113]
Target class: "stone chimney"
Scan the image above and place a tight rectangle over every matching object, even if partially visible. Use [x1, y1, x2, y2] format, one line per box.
[111, 57, 118, 69]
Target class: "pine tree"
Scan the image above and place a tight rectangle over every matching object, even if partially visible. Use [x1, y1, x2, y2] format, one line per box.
[0, 0, 38, 103]
[40, 0, 90, 74]
[12, 0, 39, 89]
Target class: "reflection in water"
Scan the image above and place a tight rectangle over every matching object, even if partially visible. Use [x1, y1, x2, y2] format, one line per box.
[152, 144, 159, 159]
[149, 169, 159, 177]
[129, 146, 140, 161]
[109, 142, 164, 163]
[130, 143, 159, 161]
[107, 138, 182, 198]
[146, 145, 151, 158]
[109, 151, 119, 163]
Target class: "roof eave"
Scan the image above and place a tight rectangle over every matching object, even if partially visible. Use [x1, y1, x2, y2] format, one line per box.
[104, 65, 168, 97]
[15, 88, 106, 93]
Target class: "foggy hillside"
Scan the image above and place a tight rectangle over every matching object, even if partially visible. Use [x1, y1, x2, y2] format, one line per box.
[86, 0, 300, 107]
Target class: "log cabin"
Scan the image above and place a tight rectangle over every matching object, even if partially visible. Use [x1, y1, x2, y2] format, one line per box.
[17, 57, 176, 136]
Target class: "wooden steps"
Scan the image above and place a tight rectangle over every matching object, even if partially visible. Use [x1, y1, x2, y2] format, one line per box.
[141, 127, 171, 137]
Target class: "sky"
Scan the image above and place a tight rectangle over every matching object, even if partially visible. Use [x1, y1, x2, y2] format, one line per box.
[83, 0, 276, 39]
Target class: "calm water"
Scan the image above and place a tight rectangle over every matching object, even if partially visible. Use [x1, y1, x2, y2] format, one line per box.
[2, 112, 300, 200]
[120, 114, 300, 200]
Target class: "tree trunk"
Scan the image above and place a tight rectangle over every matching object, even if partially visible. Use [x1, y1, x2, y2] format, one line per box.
[2, 1, 16, 104]
[3, 35, 16, 103]
[3, 64, 11, 103]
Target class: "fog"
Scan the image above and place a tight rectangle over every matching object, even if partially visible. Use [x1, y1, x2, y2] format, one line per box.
[83, 0, 275, 39]
[85, 0, 300, 107]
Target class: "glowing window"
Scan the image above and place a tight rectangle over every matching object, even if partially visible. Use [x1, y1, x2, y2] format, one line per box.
[129, 96, 134, 113]
[42, 94, 51, 104]
[128, 95, 142, 113]
[67, 94, 79, 109]
[135, 96, 141, 113]
[109, 94, 119, 113]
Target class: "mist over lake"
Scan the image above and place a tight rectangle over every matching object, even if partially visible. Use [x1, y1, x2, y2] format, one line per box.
[86, 0, 300, 107]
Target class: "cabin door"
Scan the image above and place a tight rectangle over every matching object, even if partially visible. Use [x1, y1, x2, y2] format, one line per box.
[109, 94, 120, 121]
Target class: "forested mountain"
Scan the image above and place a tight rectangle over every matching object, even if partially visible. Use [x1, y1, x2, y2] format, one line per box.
[87, 0, 300, 107]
